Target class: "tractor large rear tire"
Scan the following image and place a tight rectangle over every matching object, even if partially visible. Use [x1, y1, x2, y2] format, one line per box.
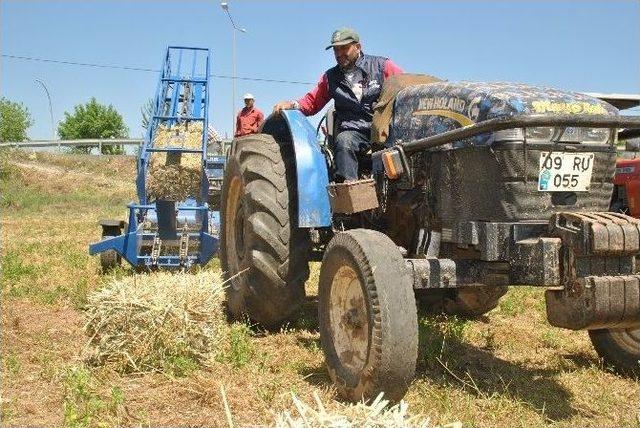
[588, 327, 640, 376]
[220, 134, 310, 327]
[318, 229, 418, 402]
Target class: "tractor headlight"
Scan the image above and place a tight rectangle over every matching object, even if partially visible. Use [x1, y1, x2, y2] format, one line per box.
[490, 127, 610, 144]
[583, 128, 610, 144]
[557, 127, 609, 145]
[526, 127, 555, 142]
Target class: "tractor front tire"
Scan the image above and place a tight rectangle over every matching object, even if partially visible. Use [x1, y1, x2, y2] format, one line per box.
[588, 327, 640, 376]
[220, 134, 310, 327]
[318, 229, 418, 402]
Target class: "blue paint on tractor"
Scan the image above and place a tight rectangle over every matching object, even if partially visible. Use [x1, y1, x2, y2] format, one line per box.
[279, 110, 332, 228]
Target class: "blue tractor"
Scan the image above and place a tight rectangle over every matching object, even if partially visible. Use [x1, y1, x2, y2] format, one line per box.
[220, 77, 640, 401]
[90, 47, 221, 269]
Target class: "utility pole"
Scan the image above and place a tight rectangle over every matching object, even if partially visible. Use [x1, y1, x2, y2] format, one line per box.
[220, 1, 246, 137]
[35, 78, 56, 150]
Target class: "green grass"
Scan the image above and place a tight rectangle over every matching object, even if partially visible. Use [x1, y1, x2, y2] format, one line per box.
[162, 355, 199, 378]
[1, 247, 92, 306]
[418, 314, 468, 369]
[541, 328, 564, 349]
[0, 250, 65, 304]
[1, 182, 129, 214]
[1, 250, 41, 284]
[216, 322, 255, 369]
[3, 353, 21, 376]
[63, 366, 105, 428]
[63, 366, 126, 428]
[36, 353, 60, 383]
[498, 288, 529, 316]
[0, 182, 58, 212]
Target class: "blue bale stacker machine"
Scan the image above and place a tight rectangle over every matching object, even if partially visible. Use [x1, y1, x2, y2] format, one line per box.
[89, 46, 221, 270]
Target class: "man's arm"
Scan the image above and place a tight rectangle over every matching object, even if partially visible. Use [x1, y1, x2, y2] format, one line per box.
[254, 110, 264, 132]
[297, 73, 331, 116]
[234, 113, 242, 137]
[384, 59, 403, 78]
[273, 73, 331, 116]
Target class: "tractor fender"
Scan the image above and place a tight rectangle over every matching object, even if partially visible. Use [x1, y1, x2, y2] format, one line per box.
[261, 110, 331, 228]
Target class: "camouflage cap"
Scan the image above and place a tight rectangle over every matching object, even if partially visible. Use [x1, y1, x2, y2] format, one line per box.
[325, 27, 360, 50]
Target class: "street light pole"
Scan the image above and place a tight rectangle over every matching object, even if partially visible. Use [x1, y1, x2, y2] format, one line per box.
[233, 26, 237, 135]
[220, 1, 246, 137]
[35, 78, 57, 151]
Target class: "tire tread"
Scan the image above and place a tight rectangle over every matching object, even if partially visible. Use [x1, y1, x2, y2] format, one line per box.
[220, 133, 310, 326]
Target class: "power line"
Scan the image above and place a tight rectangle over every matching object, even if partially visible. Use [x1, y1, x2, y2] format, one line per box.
[2, 54, 313, 85]
[3, 54, 158, 73]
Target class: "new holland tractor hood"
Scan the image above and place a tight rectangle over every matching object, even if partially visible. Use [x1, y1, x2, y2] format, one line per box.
[389, 81, 619, 149]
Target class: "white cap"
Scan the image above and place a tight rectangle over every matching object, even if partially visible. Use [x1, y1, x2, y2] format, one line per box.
[243, 93, 254, 100]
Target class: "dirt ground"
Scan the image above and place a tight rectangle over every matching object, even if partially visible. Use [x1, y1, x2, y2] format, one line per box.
[1, 150, 639, 427]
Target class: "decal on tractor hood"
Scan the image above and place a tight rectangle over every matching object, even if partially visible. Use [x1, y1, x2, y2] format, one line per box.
[417, 97, 467, 113]
[412, 97, 474, 126]
[531, 101, 608, 115]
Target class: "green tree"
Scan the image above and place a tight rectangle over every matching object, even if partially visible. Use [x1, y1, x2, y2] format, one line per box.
[58, 98, 129, 154]
[0, 97, 34, 142]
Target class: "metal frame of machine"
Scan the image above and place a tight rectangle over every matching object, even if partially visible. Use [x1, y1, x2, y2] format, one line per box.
[89, 46, 219, 269]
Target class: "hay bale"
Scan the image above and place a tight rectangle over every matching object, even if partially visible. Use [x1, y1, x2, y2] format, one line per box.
[146, 121, 204, 201]
[84, 271, 226, 373]
[275, 392, 437, 428]
[146, 162, 202, 201]
[153, 122, 204, 150]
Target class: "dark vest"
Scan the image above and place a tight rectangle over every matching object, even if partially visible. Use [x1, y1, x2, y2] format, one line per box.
[326, 53, 387, 135]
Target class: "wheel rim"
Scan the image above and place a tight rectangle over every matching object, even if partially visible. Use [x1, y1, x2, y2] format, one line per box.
[234, 201, 246, 261]
[609, 327, 640, 353]
[329, 264, 369, 373]
[225, 176, 245, 274]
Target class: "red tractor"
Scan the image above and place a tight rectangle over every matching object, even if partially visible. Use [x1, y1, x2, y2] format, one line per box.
[612, 153, 640, 216]
[599, 94, 640, 216]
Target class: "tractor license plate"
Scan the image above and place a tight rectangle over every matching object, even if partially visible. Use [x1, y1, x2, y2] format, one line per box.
[538, 152, 594, 192]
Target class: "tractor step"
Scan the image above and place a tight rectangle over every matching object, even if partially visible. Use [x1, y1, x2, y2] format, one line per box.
[327, 178, 379, 214]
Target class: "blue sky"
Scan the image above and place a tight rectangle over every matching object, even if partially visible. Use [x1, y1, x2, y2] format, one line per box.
[1, 0, 639, 140]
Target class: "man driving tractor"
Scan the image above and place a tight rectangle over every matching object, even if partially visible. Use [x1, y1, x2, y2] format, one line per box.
[273, 27, 403, 182]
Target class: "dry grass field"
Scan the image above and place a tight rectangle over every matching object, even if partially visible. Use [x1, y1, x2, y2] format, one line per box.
[1, 149, 639, 427]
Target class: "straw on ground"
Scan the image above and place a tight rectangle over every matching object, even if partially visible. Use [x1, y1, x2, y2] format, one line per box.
[84, 270, 226, 373]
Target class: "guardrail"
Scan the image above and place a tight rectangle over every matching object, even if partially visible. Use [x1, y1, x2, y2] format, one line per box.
[0, 139, 144, 150]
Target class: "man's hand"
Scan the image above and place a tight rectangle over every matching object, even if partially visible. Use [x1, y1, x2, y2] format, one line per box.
[273, 100, 297, 114]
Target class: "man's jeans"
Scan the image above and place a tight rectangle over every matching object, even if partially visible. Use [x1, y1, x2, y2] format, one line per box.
[332, 130, 371, 182]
